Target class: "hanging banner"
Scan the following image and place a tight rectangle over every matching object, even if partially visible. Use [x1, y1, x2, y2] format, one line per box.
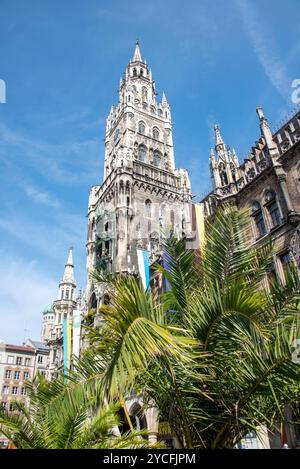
[72, 309, 81, 361]
[63, 318, 72, 377]
[63, 318, 69, 377]
[137, 249, 150, 290]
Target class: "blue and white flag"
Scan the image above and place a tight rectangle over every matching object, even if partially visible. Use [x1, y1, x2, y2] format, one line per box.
[137, 249, 150, 290]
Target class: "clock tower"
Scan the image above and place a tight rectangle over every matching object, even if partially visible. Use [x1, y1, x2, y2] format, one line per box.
[86, 42, 192, 308]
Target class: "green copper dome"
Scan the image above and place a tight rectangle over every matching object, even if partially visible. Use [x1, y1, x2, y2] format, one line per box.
[42, 304, 54, 315]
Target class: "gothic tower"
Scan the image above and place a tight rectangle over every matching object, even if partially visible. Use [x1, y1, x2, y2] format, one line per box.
[46, 247, 77, 379]
[209, 124, 240, 197]
[86, 42, 192, 308]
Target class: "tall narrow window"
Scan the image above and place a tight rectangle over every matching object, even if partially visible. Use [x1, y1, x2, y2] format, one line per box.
[264, 190, 281, 228]
[252, 201, 266, 238]
[145, 200, 152, 218]
[138, 121, 145, 134]
[170, 210, 175, 230]
[152, 127, 159, 140]
[133, 68, 137, 77]
[138, 144, 146, 162]
[219, 163, 228, 186]
[153, 150, 161, 168]
[280, 251, 291, 280]
[141, 87, 147, 102]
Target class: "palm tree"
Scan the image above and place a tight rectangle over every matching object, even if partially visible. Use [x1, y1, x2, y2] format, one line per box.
[0, 374, 149, 449]
[84, 205, 300, 448]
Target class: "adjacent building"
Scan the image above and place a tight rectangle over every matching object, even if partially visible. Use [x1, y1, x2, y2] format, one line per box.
[0, 341, 49, 410]
[202, 108, 300, 282]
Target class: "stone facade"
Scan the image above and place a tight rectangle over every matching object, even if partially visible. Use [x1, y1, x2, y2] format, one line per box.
[86, 42, 192, 309]
[202, 107, 300, 284]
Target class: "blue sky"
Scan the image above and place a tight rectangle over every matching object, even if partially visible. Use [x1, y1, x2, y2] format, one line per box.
[0, 0, 299, 343]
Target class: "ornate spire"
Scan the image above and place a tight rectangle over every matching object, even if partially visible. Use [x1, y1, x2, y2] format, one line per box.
[62, 247, 75, 283]
[214, 124, 224, 147]
[161, 91, 168, 107]
[209, 147, 215, 162]
[232, 147, 239, 166]
[132, 40, 142, 62]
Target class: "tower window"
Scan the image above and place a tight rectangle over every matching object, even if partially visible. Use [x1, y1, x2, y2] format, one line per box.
[133, 68, 137, 77]
[138, 144, 146, 162]
[138, 121, 145, 134]
[219, 163, 228, 186]
[170, 210, 175, 230]
[140, 69, 143, 77]
[145, 199, 152, 218]
[251, 201, 267, 238]
[141, 86, 147, 102]
[153, 150, 161, 168]
[152, 127, 159, 140]
[264, 190, 281, 228]
[65, 290, 69, 300]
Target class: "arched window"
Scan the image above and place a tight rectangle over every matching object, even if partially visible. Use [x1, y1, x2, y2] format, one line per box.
[145, 199, 152, 218]
[61, 290, 64, 300]
[251, 201, 267, 237]
[138, 144, 146, 162]
[65, 290, 69, 300]
[133, 68, 137, 77]
[103, 294, 110, 305]
[141, 86, 147, 102]
[153, 150, 161, 167]
[264, 190, 281, 228]
[140, 69, 144, 77]
[138, 121, 145, 134]
[152, 127, 159, 140]
[219, 163, 228, 186]
[170, 210, 175, 230]
[159, 204, 167, 219]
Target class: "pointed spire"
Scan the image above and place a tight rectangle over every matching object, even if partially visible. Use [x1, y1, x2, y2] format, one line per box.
[161, 91, 168, 107]
[149, 68, 152, 81]
[62, 247, 75, 283]
[232, 147, 239, 166]
[66, 246, 73, 267]
[132, 40, 142, 62]
[209, 147, 215, 162]
[214, 124, 224, 147]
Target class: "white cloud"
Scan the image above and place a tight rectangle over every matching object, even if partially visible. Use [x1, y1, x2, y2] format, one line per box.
[0, 255, 57, 344]
[0, 122, 102, 185]
[25, 184, 60, 208]
[235, 0, 291, 102]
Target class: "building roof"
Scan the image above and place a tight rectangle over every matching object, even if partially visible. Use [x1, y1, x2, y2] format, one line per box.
[27, 340, 50, 353]
[0, 343, 35, 354]
[42, 304, 54, 315]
